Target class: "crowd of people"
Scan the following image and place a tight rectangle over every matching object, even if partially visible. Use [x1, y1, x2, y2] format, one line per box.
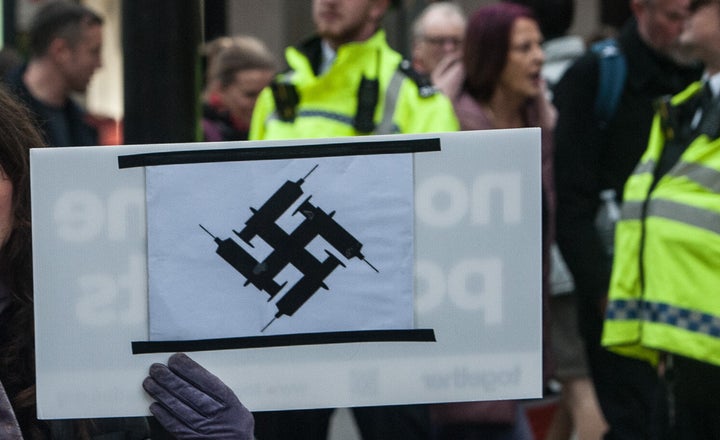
[1, 0, 719, 439]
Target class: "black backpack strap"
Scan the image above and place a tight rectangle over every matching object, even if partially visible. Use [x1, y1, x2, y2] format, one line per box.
[591, 38, 627, 128]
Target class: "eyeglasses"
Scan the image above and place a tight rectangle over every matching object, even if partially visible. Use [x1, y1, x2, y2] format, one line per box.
[421, 35, 463, 48]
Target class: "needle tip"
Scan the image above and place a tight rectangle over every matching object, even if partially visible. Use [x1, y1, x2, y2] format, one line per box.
[261, 317, 276, 332]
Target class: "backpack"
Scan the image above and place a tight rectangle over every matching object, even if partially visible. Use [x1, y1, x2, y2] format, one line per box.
[591, 38, 627, 128]
[589, 39, 627, 258]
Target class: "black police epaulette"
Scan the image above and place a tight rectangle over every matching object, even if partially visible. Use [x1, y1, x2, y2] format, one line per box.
[398, 59, 437, 98]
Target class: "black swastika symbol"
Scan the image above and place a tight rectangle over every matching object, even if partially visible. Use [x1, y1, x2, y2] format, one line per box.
[200, 165, 378, 332]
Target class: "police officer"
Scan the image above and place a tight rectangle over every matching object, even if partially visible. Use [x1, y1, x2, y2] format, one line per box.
[553, 0, 702, 437]
[249, 0, 458, 140]
[249, 1, 457, 439]
[603, 0, 720, 437]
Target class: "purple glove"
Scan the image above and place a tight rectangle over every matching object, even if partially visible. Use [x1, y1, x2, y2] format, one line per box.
[143, 352, 254, 439]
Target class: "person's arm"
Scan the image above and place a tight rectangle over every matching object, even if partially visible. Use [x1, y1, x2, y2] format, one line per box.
[143, 353, 254, 440]
[553, 54, 613, 308]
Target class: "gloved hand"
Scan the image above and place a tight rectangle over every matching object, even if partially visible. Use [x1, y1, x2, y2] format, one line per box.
[143, 352, 254, 440]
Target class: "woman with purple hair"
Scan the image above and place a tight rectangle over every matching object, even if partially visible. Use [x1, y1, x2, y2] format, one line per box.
[430, 3, 555, 439]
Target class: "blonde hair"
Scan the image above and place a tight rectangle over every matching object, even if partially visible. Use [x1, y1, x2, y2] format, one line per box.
[209, 36, 278, 88]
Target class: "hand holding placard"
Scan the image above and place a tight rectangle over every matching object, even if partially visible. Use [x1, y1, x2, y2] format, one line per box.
[143, 353, 254, 439]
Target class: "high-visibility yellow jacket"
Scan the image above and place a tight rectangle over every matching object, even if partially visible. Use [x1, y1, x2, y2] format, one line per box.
[249, 31, 459, 140]
[602, 81, 720, 367]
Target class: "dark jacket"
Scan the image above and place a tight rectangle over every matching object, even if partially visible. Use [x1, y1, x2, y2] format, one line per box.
[0, 380, 22, 439]
[202, 102, 249, 142]
[552, 19, 701, 308]
[4, 65, 98, 147]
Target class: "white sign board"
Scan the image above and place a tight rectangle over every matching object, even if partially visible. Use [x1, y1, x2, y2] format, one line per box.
[31, 129, 542, 419]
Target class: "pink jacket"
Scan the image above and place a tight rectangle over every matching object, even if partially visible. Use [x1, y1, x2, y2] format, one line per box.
[452, 89, 557, 216]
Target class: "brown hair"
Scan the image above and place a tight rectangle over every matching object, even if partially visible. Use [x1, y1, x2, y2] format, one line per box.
[0, 84, 47, 438]
[28, 1, 103, 57]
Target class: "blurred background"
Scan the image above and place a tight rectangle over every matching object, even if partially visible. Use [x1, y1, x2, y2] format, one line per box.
[0, 0, 631, 145]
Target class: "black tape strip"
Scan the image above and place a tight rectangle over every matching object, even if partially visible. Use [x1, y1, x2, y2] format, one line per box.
[117, 138, 441, 169]
[132, 328, 436, 354]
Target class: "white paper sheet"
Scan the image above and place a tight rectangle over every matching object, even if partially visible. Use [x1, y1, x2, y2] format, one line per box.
[146, 155, 414, 339]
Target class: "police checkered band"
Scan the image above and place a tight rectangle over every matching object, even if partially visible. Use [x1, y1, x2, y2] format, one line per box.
[607, 299, 720, 338]
[606, 299, 643, 320]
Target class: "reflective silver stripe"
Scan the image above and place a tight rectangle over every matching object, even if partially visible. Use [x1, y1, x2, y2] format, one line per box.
[647, 199, 720, 235]
[298, 110, 354, 125]
[621, 200, 644, 221]
[631, 160, 656, 176]
[265, 108, 400, 133]
[622, 198, 720, 234]
[607, 299, 720, 338]
[375, 69, 404, 135]
[266, 110, 280, 124]
[266, 97, 401, 134]
[265, 69, 404, 134]
[669, 161, 720, 193]
[266, 109, 355, 126]
[629, 158, 720, 193]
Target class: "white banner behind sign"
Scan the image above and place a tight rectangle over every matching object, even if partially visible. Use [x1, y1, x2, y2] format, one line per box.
[31, 129, 542, 419]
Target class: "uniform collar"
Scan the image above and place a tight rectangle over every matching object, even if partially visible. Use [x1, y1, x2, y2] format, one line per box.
[319, 40, 336, 75]
[289, 30, 389, 78]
